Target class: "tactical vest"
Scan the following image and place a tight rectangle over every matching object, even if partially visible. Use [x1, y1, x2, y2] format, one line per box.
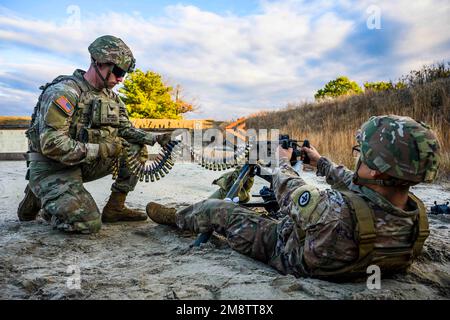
[72, 81, 122, 145]
[27, 72, 122, 152]
[309, 191, 429, 279]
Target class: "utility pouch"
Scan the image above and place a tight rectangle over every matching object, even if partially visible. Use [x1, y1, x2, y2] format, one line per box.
[91, 98, 120, 128]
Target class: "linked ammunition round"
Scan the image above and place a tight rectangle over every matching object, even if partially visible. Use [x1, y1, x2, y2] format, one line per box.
[117, 140, 253, 183]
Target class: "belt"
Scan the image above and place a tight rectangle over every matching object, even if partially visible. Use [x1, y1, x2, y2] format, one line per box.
[25, 152, 54, 162]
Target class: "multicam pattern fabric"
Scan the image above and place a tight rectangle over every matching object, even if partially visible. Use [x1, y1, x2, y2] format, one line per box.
[357, 115, 440, 183]
[30, 69, 156, 165]
[27, 69, 155, 233]
[176, 192, 279, 263]
[176, 156, 427, 278]
[88, 35, 135, 72]
[30, 143, 143, 234]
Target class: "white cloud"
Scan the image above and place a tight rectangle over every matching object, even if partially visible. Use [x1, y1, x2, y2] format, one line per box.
[380, 0, 449, 54]
[352, 0, 450, 78]
[0, 0, 449, 120]
[0, 83, 37, 115]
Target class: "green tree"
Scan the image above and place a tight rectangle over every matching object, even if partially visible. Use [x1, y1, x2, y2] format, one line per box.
[314, 76, 363, 100]
[364, 81, 394, 92]
[363, 81, 406, 92]
[119, 69, 194, 119]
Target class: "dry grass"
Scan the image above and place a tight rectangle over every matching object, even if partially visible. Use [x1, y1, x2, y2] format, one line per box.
[0, 116, 31, 127]
[246, 78, 450, 180]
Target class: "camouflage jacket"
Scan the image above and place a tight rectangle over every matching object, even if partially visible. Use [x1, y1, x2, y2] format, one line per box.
[27, 69, 157, 166]
[272, 156, 422, 274]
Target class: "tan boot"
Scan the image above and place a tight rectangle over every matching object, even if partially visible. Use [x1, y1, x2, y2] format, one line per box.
[146, 202, 177, 226]
[17, 185, 41, 221]
[102, 192, 147, 222]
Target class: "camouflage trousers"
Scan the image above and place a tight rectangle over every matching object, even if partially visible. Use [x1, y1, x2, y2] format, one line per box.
[28, 143, 145, 234]
[176, 197, 309, 277]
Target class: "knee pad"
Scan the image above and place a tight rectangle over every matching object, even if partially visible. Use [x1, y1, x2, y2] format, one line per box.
[44, 189, 101, 234]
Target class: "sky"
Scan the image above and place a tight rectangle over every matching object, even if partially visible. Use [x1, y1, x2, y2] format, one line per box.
[0, 0, 449, 120]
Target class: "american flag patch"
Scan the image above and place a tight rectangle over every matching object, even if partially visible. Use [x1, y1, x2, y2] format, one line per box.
[54, 96, 74, 116]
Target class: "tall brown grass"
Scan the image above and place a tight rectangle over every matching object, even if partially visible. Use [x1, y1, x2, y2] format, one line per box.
[246, 77, 450, 180]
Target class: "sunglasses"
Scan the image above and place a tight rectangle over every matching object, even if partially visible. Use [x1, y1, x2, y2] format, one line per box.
[112, 65, 127, 78]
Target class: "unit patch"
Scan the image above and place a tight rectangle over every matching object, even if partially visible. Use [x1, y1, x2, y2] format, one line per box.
[298, 191, 311, 207]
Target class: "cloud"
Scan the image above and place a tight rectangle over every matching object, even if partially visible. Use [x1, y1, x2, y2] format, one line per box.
[0, 49, 79, 115]
[0, 84, 38, 115]
[0, 0, 449, 120]
[349, 0, 450, 78]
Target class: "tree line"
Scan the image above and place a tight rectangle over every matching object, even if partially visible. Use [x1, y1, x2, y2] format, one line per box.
[314, 62, 449, 100]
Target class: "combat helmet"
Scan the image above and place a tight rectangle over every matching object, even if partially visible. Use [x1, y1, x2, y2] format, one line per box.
[88, 35, 135, 88]
[88, 35, 135, 72]
[355, 115, 440, 186]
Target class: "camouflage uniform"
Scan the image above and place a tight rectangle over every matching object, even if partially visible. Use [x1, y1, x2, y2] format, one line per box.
[174, 116, 439, 278]
[22, 36, 162, 234]
[26, 69, 158, 233]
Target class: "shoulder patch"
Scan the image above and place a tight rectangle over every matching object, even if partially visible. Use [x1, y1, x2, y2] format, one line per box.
[298, 191, 311, 207]
[54, 96, 74, 116]
[291, 185, 321, 225]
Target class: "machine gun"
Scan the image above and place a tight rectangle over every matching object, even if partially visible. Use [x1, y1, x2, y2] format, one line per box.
[192, 135, 311, 247]
[116, 132, 310, 185]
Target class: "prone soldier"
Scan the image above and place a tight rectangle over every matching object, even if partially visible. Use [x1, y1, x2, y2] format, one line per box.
[147, 115, 440, 279]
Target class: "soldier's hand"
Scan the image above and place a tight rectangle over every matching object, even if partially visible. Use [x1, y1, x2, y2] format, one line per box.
[155, 133, 172, 147]
[277, 146, 293, 162]
[98, 137, 125, 159]
[301, 145, 321, 167]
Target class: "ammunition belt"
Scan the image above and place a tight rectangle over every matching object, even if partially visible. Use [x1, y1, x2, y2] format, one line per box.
[111, 141, 180, 183]
[116, 141, 252, 183]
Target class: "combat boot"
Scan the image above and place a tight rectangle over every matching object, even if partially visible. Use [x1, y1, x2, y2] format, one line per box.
[102, 192, 148, 222]
[17, 185, 41, 221]
[146, 202, 177, 226]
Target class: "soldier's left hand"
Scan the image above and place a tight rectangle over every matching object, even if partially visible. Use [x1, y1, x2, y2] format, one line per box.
[301, 144, 321, 167]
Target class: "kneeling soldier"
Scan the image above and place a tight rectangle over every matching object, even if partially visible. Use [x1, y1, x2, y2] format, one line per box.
[18, 35, 171, 234]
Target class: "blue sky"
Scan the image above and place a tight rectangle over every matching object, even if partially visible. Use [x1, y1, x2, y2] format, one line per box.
[0, 0, 261, 20]
[1, 0, 449, 120]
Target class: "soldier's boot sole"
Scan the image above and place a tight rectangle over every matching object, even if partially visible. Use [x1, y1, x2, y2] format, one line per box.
[17, 185, 41, 221]
[146, 202, 177, 226]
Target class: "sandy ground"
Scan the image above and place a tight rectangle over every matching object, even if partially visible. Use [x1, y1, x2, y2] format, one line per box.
[0, 160, 449, 300]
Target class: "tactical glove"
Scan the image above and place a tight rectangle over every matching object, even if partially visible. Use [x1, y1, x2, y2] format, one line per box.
[98, 137, 126, 159]
[154, 133, 173, 147]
